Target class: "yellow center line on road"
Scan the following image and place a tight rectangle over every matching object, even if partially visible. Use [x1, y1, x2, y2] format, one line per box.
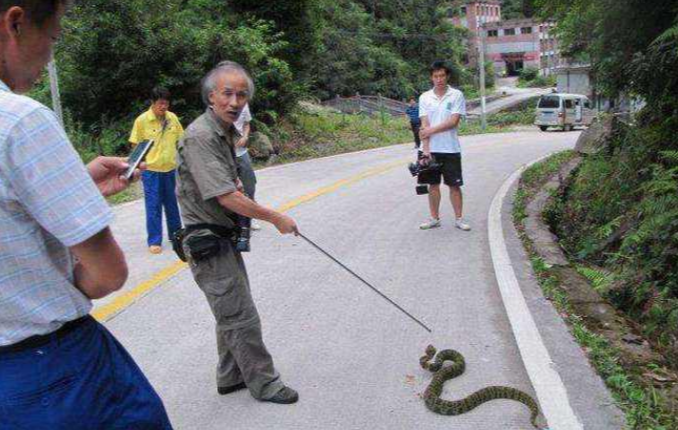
[92, 158, 409, 322]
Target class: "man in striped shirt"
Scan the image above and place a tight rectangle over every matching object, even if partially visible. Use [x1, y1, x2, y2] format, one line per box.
[0, 1, 172, 428]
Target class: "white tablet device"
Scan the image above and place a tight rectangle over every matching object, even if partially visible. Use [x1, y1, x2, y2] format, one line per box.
[125, 139, 154, 180]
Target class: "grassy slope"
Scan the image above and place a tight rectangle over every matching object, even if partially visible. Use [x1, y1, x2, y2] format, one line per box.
[514, 151, 678, 430]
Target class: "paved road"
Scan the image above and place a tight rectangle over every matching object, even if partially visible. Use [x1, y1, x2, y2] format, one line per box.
[469, 87, 551, 117]
[99, 131, 625, 430]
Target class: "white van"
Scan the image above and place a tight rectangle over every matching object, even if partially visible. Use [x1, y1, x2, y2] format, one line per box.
[535, 93, 595, 131]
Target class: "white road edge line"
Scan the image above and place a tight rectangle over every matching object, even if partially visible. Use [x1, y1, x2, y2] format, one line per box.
[488, 155, 584, 430]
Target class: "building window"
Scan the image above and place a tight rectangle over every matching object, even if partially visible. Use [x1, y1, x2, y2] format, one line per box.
[521, 27, 533, 34]
[504, 28, 516, 36]
[488, 30, 498, 37]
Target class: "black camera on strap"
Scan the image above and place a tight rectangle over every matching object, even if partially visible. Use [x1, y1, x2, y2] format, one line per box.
[408, 155, 442, 177]
[408, 154, 442, 195]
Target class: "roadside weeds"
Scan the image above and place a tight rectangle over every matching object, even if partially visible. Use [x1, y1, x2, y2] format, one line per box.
[513, 151, 678, 430]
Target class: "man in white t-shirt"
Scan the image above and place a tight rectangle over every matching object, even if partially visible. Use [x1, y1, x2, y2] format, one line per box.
[417, 61, 471, 231]
[234, 103, 260, 230]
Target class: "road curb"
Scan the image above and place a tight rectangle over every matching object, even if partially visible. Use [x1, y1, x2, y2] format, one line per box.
[488, 156, 584, 430]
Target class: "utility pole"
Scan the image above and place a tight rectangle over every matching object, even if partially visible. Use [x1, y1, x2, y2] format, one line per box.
[544, 24, 551, 78]
[478, 18, 487, 130]
[47, 59, 64, 127]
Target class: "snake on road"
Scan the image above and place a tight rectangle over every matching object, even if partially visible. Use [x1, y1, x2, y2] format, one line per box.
[420, 345, 546, 429]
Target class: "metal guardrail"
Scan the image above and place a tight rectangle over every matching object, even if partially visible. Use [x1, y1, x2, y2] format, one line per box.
[322, 93, 509, 118]
[321, 95, 408, 117]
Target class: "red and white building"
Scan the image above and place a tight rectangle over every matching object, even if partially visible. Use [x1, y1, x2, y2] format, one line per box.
[450, 0, 560, 76]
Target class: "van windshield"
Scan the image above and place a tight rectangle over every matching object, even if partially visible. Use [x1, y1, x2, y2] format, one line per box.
[538, 96, 560, 109]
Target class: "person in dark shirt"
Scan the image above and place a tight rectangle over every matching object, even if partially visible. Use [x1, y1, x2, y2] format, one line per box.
[405, 97, 422, 150]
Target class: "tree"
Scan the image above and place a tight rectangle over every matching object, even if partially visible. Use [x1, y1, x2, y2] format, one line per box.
[344, 0, 468, 95]
[310, 0, 412, 99]
[537, 0, 677, 102]
[535, 0, 678, 348]
[56, 0, 297, 125]
[501, 0, 536, 20]
[226, 1, 321, 84]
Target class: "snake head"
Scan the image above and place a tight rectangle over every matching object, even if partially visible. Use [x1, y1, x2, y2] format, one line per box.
[420, 345, 437, 370]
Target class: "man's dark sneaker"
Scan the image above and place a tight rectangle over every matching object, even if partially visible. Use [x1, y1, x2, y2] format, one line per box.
[217, 382, 247, 395]
[262, 386, 299, 404]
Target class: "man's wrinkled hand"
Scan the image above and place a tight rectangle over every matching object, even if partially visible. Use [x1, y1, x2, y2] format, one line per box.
[272, 213, 299, 236]
[87, 156, 145, 198]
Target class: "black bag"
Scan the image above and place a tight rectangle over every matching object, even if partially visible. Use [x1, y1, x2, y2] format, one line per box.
[184, 234, 222, 262]
[171, 229, 188, 262]
[171, 224, 234, 262]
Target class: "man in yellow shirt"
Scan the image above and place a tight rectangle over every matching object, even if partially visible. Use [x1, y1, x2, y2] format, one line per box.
[129, 87, 184, 254]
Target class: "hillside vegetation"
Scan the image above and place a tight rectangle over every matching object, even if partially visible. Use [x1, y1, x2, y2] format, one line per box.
[31, 0, 483, 161]
[538, 0, 678, 359]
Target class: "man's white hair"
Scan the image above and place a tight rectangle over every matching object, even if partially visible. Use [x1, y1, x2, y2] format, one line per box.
[201, 61, 255, 106]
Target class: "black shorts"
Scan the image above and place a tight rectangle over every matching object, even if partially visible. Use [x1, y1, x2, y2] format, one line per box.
[417, 152, 464, 187]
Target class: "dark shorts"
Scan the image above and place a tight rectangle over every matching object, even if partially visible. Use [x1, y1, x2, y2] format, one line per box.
[417, 152, 464, 187]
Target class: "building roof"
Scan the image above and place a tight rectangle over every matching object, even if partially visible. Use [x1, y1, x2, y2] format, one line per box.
[460, 0, 502, 5]
[483, 18, 545, 29]
[554, 64, 592, 73]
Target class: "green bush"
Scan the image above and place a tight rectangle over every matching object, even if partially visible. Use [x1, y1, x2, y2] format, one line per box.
[519, 66, 539, 82]
[516, 67, 555, 88]
[270, 111, 411, 162]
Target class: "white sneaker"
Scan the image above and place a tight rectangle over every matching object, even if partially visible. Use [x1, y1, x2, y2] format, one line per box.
[251, 221, 262, 231]
[419, 218, 441, 230]
[455, 218, 471, 231]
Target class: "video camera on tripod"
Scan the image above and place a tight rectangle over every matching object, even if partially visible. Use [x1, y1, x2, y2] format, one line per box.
[408, 155, 441, 195]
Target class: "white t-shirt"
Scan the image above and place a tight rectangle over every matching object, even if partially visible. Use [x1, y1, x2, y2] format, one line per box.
[419, 86, 466, 154]
[234, 104, 252, 157]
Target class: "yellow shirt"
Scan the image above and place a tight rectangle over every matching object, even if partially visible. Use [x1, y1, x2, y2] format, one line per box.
[129, 108, 184, 172]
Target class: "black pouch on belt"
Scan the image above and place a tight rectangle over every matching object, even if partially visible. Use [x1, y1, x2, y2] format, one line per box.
[171, 229, 188, 262]
[184, 234, 222, 262]
[173, 223, 235, 262]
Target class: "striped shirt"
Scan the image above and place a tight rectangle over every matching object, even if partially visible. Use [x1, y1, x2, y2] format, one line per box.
[0, 79, 113, 346]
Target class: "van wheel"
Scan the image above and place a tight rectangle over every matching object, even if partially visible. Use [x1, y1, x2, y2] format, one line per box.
[539, 126, 548, 131]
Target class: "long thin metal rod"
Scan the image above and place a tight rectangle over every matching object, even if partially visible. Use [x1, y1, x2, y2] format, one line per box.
[298, 233, 432, 333]
[478, 17, 487, 131]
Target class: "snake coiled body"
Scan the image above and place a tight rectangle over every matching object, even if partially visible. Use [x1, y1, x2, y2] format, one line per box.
[420, 345, 544, 429]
